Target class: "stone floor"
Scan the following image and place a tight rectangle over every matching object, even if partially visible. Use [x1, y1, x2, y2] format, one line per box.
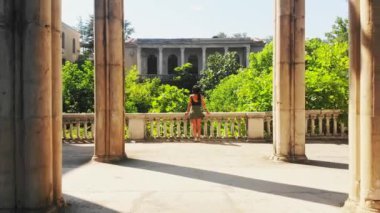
[62, 141, 349, 213]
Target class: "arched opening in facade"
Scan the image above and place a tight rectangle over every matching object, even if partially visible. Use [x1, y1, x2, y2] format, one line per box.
[188, 55, 198, 75]
[147, 55, 158, 74]
[168, 54, 178, 74]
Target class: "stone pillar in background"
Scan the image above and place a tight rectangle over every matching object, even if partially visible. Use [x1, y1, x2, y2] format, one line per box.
[345, 0, 361, 208]
[202, 47, 207, 71]
[0, 0, 62, 211]
[246, 45, 251, 67]
[180, 47, 185, 66]
[94, 0, 126, 162]
[137, 47, 142, 74]
[272, 0, 306, 161]
[158, 47, 163, 75]
[224, 47, 229, 54]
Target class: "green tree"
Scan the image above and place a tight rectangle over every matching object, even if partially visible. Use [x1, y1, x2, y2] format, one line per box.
[199, 52, 242, 94]
[150, 85, 189, 113]
[171, 63, 198, 91]
[125, 67, 161, 113]
[208, 43, 273, 112]
[62, 60, 94, 112]
[305, 39, 349, 110]
[325, 17, 348, 43]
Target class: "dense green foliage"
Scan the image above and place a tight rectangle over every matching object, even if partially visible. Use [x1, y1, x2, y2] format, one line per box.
[199, 52, 242, 93]
[62, 60, 94, 112]
[125, 67, 189, 113]
[171, 63, 198, 91]
[208, 43, 273, 112]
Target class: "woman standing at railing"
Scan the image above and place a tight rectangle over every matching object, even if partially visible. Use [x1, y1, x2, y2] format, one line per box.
[185, 85, 210, 141]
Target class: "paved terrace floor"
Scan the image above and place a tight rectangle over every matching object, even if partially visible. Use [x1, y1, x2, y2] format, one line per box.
[62, 141, 349, 213]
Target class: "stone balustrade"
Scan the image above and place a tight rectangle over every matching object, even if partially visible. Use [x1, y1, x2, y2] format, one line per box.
[62, 110, 347, 142]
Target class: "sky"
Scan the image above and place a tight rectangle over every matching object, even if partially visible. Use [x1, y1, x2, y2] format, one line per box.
[62, 0, 348, 40]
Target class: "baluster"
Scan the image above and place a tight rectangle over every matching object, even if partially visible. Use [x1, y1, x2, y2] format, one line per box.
[230, 118, 235, 139]
[90, 121, 94, 140]
[224, 118, 228, 138]
[76, 121, 81, 140]
[149, 119, 154, 138]
[163, 119, 167, 139]
[84, 122, 88, 139]
[237, 118, 242, 138]
[156, 118, 161, 138]
[341, 122, 345, 137]
[311, 115, 316, 136]
[170, 119, 174, 139]
[333, 114, 338, 136]
[69, 122, 73, 140]
[177, 118, 181, 139]
[265, 118, 270, 137]
[318, 115, 323, 136]
[326, 114, 331, 136]
[210, 119, 215, 138]
[62, 122, 66, 140]
[217, 118, 222, 138]
[184, 119, 188, 138]
[203, 119, 208, 139]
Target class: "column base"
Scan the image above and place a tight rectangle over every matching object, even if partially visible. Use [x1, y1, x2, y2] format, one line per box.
[343, 198, 359, 213]
[271, 154, 308, 162]
[92, 153, 127, 163]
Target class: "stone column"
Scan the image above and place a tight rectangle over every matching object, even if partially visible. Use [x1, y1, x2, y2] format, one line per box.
[0, 0, 62, 211]
[158, 47, 163, 75]
[94, 0, 126, 162]
[358, 0, 380, 211]
[224, 47, 229, 54]
[137, 47, 142, 74]
[52, 0, 64, 206]
[180, 47, 185, 66]
[345, 0, 361, 208]
[272, 0, 306, 161]
[202, 47, 207, 71]
[246, 45, 251, 67]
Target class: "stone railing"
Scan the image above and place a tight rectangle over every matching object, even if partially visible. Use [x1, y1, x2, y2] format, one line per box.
[62, 110, 347, 142]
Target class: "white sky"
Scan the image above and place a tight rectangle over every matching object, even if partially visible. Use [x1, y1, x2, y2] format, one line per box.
[62, 0, 348, 39]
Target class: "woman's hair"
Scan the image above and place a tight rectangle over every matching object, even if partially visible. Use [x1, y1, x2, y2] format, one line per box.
[192, 85, 201, 101]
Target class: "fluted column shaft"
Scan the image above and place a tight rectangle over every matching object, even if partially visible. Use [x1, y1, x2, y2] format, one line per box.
[272, 0, 306, 161]
[94, 0, 126, 162]
[0, 0, 62, 211]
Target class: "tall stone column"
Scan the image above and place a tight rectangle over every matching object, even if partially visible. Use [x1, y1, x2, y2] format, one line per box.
[202, 47, 207, 71]
[52, 0, 64, 206]
[158, 47, 163, 75]
[246, 45, 251, 67]
[0, 0, 62, 211]
[94, 0, 126, 162]
[137, 47, 142, 74]
[272, 0, 306, 161]
[345, 0, 361, 208]
[180, 47, 185, 66]
[358, 0, 380, 211]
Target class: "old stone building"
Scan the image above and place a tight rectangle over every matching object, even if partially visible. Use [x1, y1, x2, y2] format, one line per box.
[125, 38, 265, 75]
[62, 22, 80, 63]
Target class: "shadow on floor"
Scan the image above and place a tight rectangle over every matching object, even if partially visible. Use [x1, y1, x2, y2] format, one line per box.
[113, 158, 347, 207]
[62, 144, 93, 175]
[61, 194, 118, 213]
[294, 159, 348, 170]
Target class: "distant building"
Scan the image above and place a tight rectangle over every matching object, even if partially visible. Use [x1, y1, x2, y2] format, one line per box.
[124, 38, 265, 76]
[62, 22, 80, 63]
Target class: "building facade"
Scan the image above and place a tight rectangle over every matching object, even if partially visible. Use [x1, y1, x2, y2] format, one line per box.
[125, 38, 265, 76]
[62, 22, 80, 63]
